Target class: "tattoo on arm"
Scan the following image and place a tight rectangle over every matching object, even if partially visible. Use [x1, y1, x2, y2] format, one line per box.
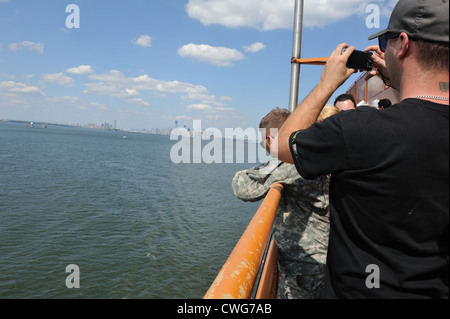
[439, 82, 449, 92]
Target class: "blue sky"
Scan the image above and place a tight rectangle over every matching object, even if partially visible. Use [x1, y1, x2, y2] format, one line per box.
[0, 0, 397, 131]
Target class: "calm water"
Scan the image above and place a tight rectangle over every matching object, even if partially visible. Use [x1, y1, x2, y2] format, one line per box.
[0, 121, 261, 299]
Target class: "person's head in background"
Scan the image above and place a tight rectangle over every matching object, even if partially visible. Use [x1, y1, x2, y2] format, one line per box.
[317, 105, 340, 122]
[378, 98, 392, 110]
[260, 108, 291, 154]
[334, 94, 357, 111]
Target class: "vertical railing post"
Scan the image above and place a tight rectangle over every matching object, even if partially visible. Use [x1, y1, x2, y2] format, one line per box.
[289, 0, 305, 112]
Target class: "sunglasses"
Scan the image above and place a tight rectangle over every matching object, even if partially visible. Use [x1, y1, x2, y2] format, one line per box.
[378, 33, 401, 52]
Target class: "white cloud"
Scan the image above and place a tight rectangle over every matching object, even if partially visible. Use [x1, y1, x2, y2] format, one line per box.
[187, 103, 213, 110]
[0, 80, 45, 96]
[126, 98, 151, 106]
[178, 43, 245, 66]
[88, 70, 126, 83]
[135, 35, 152, 48]
[90, 102, 108, 111]
[184, 101, 238, 127]
[84, 86, 140, 99]
[186, 0, 380, 30]
[86, 70, 210, 99]
[123, 88, 139, 97]
[175, 115, 191, 120]
[0, 73, 15, 79]
[83, 70, 219, 104]
[243, 42, 266, 53]
[41, 72, 75, 87]
[8, 41, 44, 54]
[66, 65, 94, 75]
[181, 93, 232, 107]
[80, 69, 235, 123]
[46, 96, 82, 104]
[216, 107, 234, 112]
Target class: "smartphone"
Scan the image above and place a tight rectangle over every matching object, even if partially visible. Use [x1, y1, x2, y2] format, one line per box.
[346, 50, 374, 71]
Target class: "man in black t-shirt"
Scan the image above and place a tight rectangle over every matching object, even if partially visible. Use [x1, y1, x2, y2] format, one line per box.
[273, 0, 449, 298]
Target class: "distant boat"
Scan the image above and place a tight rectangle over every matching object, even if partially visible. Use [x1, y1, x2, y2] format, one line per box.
[42, 124, 47, 128]
[122, 136, 127, 139]
[30, 122, 34, 128]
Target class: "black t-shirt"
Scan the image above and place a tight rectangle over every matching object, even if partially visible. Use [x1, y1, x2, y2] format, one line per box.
[289, 99, 449, 299]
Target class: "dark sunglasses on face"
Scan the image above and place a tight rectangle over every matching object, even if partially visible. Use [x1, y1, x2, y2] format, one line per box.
[378, 33, 401, 52]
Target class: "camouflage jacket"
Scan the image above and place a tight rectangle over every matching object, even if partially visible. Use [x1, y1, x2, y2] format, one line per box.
[232, 159, 330, 276]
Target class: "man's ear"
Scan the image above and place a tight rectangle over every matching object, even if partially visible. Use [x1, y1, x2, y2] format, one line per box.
[397, 32, 410, 60]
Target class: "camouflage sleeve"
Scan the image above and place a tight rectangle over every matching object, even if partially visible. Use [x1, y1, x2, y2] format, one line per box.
[232, 160, 301, 202]
[231, 169, 270, 202]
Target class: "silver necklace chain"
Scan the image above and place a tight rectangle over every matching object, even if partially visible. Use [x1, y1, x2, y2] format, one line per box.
[410, 95, 449, 101]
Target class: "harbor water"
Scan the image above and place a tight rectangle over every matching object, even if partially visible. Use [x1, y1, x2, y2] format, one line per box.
[0, 121, 261, 299]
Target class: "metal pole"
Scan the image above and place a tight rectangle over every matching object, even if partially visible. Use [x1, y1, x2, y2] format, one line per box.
[289, 0, 304, 112]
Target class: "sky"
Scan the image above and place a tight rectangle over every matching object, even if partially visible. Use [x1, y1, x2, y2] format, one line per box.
[0, 0, 397, 131]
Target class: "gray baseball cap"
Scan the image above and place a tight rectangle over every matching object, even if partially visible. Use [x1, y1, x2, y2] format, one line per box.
[368, 0, 449, 43]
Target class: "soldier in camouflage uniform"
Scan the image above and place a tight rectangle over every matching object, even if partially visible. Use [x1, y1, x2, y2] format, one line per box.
[232, 108, 334, 299]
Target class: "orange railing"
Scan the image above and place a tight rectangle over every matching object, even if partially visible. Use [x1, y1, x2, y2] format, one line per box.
[291, 57, 329, 65]
[204, 183, 284, 299]
[253, 238, 279, 299]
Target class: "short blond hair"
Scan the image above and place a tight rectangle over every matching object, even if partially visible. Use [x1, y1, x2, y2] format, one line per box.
[318, 104, 340, 123]
[259, 108, 291, 130]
